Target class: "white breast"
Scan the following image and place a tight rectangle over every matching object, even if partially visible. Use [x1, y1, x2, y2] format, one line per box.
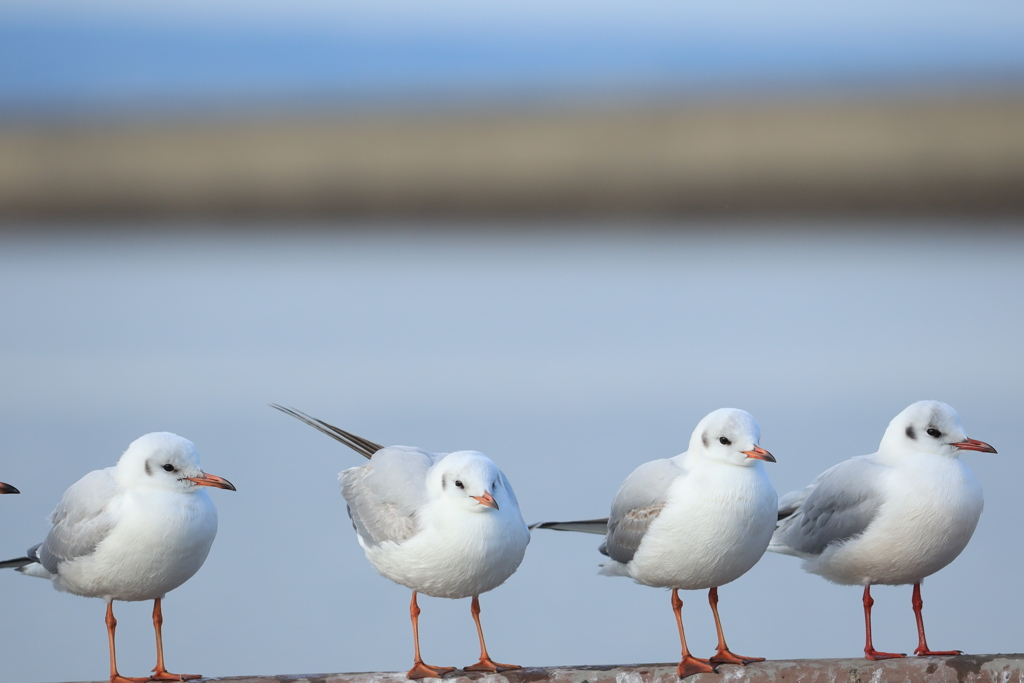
[363, 502, 530, 600]
[626, 463, 777, 590]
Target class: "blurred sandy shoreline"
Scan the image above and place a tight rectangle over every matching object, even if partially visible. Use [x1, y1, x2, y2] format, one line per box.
[2, 94, 1023, 220]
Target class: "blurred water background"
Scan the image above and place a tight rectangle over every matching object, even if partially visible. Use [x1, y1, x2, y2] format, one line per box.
[1, 2, 1024, 683]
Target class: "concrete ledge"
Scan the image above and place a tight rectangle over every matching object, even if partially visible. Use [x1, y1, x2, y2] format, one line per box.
[166, 655, 1024, 683]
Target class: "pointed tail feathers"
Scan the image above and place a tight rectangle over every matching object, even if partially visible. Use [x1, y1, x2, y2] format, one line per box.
[530, 518, 609, 534]
[0, 556, 33, 570]
[1, 543, 53, 577]
[270, 404, 384, 459]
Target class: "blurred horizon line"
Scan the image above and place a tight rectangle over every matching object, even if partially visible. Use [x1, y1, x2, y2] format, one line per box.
[2, 92, 1023, 222]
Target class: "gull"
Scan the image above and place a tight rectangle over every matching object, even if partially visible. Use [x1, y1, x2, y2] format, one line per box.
[770, 400, 995, 659]
[0, 481, 18, 494]
[272, 405, 530, 679]
[533, 408, 778, 678]
[0, 432, 235, 683]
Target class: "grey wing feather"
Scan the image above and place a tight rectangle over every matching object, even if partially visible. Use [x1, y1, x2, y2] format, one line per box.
[603, 458, 683, 564]
[37, 469, 121, 573]
[340, 446, 438, 547]
[773, 455, 886, 557]
[271, 404, 384, 459]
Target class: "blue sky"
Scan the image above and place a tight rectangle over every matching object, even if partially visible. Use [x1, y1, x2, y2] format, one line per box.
[3, 1, 1024, 117]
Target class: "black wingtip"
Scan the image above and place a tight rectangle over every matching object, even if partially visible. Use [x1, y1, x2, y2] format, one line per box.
[270, 404, 384, 459]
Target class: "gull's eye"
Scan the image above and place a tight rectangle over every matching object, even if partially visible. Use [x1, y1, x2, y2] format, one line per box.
[454, 480, 464, 489]
[719, 437, 731, 446]
[163, 464, 176, 472]
[926, 428, 942, 439]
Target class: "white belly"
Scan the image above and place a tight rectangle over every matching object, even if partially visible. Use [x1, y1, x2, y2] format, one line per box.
[56, 489, 219, 601]
[363, 507, 530, 600]
[627, 465, 777, 590]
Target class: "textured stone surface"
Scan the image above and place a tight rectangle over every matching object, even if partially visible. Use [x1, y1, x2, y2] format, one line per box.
[63, 656, 1024, 683]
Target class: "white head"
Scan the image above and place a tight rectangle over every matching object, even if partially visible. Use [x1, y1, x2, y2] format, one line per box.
[428, 451, 509, 513]
[880, 400, 997, 458]
[687, 408, 776, 466]
[115, 432, 236, 493]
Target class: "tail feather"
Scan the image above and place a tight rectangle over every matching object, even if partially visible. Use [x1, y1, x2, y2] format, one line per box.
[0, 556, 32, 570]
[530, 518, 609, 534]
[270, 404, 383, 459]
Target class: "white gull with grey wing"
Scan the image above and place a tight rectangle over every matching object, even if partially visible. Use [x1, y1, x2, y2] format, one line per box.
[272, 405, 530, 679]
[770, 400, 995, 659]
[534, 408, 778, 678]
[1, 431, 235, 683]
[341, 445, 529, 599]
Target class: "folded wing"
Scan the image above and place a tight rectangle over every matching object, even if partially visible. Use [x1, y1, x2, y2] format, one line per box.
[37, 468, 121, 573]
[771, 455, 886, 557]
[602, 458, 683, 564]
[341, 446, 439, 547]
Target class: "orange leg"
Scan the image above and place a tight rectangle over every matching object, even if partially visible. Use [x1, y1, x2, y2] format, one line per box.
[105, 602, 149, 683]
[707, 587, 764, 666]
[149, 598, 201, 681]
[463, 595, 521, 672]
[671, 589, 716, 678]
[406, 592, 456, 679]
[862, 585, 905, 660]
[912, 583, 961, 657]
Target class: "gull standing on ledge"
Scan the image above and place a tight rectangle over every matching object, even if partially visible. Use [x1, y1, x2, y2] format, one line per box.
[770, 400, 996, 659]
[272, 405, 530, 680]
[0, 432, 236, 683]
[533, 408, 778, 678]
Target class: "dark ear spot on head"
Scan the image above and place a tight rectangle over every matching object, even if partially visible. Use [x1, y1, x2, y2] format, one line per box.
[906, 425, 916, 440]
[701, 432, 709, 448]
[441, 476, 447, 490]
[145, 460, 152, 475]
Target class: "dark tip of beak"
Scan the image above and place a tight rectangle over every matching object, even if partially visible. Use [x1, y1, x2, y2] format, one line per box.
[472, 491, 499, 509]
[742, 445, 776, 463]
[0, 482, 19, 494]
[186, 472, 237, 491]
[951, 438, 997, 454]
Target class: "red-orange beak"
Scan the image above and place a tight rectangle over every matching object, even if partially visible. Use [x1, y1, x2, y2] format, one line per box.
[186, 471, 237, 491]
[0, 482, 19, 494]
[742, 445, 776, 463]
[472, 491, 499, 509]
[950, 438, 997, 453]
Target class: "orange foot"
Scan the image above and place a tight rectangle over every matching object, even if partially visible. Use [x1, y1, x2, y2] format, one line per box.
[915, 648, 961, 657]
[464, 657, 522, 673]
[677, 655, 716, 679]
[407, 662, 457, 679]
[865, 649, 906, 661]
[110, 676, 151, 683]
[709, 649, 765, 666]
[150, 671, 202, 681]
